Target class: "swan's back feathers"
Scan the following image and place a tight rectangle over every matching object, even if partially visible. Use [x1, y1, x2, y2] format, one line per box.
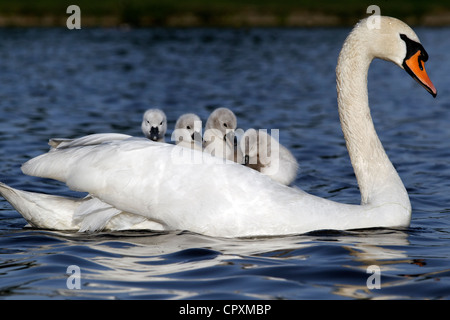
[49, 133, 132, 150]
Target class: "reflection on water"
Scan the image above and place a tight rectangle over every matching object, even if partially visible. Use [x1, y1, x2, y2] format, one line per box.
[1, 27, 450, 299]
[1, 227, 435, 299]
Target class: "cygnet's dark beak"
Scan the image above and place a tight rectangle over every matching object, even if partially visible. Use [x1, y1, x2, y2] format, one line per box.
[244, 154, 250, 165]
[149, 127, 159, 141]
[191, 131, 203, 143]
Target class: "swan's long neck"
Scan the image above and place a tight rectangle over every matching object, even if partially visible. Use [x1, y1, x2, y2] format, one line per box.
[336, 30, 410, 211]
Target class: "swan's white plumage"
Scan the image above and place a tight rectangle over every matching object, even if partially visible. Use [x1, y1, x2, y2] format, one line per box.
[1, 16, 436, 237]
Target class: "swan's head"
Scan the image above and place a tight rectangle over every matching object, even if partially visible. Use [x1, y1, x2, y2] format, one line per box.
[141, 108, 167, 142]
[174, 113, 202, 143]
[352, 16, 437, 97]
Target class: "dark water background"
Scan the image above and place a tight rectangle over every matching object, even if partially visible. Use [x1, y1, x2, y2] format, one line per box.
[0, 26, 449, 300]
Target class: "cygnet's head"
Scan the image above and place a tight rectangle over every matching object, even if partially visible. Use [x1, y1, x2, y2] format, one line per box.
[174, 113, 202, 144]
[141, 109, 167, 142]
[205, 108, 237, 135]
[204, 107, 238, 149]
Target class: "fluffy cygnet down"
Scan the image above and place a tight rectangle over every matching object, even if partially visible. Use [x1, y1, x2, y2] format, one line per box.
[203, 107, 237, 161]
[240, 128, 298, 185]
[173, 113, 203, 151]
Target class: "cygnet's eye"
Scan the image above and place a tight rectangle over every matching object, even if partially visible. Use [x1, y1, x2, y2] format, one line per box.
[186, 125, 191, 130]
[223, 123, 228, 128]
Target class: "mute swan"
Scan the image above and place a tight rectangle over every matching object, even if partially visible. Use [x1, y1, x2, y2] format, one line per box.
[203, 107, 238, 161]
[1, 17, 437, 237]
[172, 113, 203, 151]
[141, 108, 167, 142]
[240, 129, 298, 185]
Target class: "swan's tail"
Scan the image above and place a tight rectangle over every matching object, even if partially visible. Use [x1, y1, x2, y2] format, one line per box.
[0, 182, 80, 230]
[0, 182, 165, 232]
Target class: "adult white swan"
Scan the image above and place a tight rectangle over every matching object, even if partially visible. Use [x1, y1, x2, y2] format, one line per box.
[0, 17, 437, 237]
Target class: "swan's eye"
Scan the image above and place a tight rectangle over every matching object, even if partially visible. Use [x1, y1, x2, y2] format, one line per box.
[186, 125, 191, 130]
[147, 120, 150, 124]
[160, 121, 163, 125]
[400, 34, 429, 63]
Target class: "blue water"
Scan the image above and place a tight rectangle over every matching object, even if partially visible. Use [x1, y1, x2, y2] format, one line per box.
[0, 26, 450, 300]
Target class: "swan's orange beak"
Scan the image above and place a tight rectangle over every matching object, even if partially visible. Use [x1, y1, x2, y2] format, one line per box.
[404, 50, 437, 98]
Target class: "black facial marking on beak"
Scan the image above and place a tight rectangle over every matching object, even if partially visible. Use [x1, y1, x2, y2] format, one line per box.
[400, 34, 428, 64]
[400, 34, 437, 97]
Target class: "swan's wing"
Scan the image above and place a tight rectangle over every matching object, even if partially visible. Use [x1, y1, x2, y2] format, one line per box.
[74, 196, 121, 232]
[49, 133, 133, 150]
